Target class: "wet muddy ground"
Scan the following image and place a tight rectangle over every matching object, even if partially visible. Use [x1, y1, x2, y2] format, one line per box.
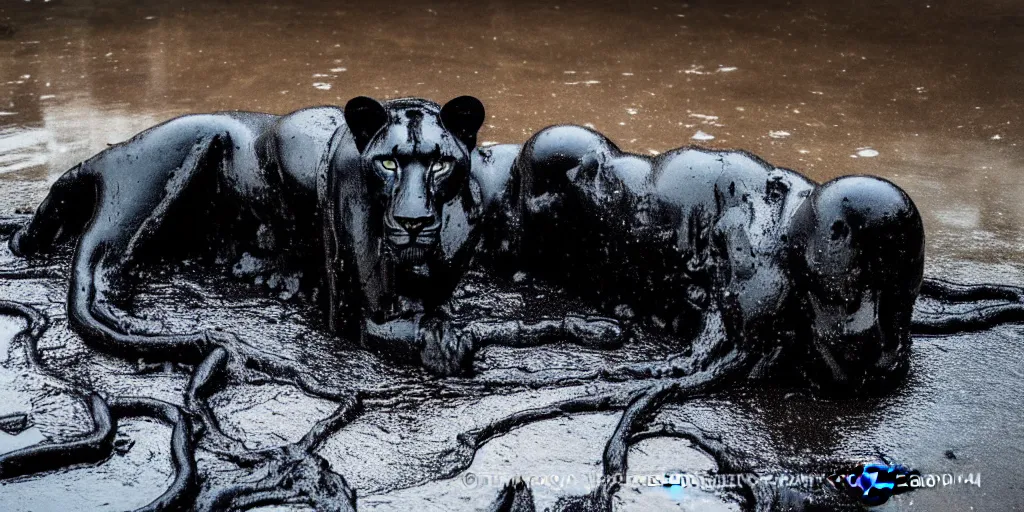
[1, 0, 1022, 510]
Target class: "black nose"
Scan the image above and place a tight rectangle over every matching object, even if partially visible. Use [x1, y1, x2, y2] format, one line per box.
[394, 215, 433, 234]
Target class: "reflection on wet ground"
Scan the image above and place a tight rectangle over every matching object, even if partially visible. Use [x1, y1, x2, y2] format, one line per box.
[0, 0, 1022, 511]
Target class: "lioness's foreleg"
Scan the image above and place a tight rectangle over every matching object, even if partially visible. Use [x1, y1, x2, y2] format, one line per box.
[412, 313, 624, 376]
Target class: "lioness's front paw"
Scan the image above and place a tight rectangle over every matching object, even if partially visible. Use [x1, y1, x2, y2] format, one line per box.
[419, 319, 475, 377]
[564, 315, 627, 349]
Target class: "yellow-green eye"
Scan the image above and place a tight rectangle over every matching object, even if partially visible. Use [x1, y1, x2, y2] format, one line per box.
[379, 159, 398, 171]
[430, 161, 450, 174]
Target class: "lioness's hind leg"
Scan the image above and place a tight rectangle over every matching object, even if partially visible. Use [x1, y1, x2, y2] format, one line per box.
[66, 133, 223, 364]
[10, 164, 93, 257]
[788, 176, 924, 393]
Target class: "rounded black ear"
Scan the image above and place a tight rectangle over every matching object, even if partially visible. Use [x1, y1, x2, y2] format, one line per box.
[344, 96, 388, 153]
[440, 96, 485, 151]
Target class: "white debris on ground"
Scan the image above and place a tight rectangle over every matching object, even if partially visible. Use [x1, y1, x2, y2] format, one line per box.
[312, 83, 332, 91]
[692, 130, 715, 141]
[682, 65, 738, 75]
[689, 113, 724, 128]
[853, 147, 879, 158]
[769, 130, 791, 139]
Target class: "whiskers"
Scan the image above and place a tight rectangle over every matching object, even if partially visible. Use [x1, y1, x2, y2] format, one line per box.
[393, 245, 431, 266]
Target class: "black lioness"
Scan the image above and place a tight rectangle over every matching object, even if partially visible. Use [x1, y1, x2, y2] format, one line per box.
[10, 96, 621, 375]
[507, 125, 926, 394]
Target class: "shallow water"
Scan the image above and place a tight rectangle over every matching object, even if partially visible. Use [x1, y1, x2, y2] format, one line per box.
[0, 0, 1022, 511]
[1, 0, 1023, 264]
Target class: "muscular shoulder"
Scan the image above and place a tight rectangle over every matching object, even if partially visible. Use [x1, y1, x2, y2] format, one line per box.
[271, 106, 347, 190]
[470, 143, 520, 208]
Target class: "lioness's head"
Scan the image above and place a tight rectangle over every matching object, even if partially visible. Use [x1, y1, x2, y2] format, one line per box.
[343, 95, 485, 267]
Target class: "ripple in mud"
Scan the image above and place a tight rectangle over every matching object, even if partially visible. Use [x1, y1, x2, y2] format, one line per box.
[0, 314, 21, 362]
[360, 414, 738, 512]
[620, 437, 738, 512]
[0, 420, 175, 512]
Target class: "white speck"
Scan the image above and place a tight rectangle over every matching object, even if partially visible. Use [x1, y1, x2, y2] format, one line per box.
[855, 147, 879, 157]
[563, 70, 576, 74]
[480, 141, 499, 147]
[735, 106, 745, 112]
[19, 74, 30, 79]
[312, 82, 332, 91]
[0, 112, 15, 116]
[626, 108, 638, 115]
[811, 91, 824, 95]
[683, 65, 737, 75]
[312, 73, 332, 78]
[991, 134, 1002, 140]
[144, 15, 157, 20]
[692, 130, 715, 141]
[622, 72, 634, 76]
[564, 80, 600, 86]
[618, 122, 626, 126]
[38, 94, 55, 100]
[689, 113, 718, 121]
[104, 52, 113, 57]
[769, 130, 791, 139]
[330, 67, 347, 73]
[798, 149, 810, 154]
[648, 149, 660, 155]
[583, 123, 596, 129]
[792, 109, 801, 114]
